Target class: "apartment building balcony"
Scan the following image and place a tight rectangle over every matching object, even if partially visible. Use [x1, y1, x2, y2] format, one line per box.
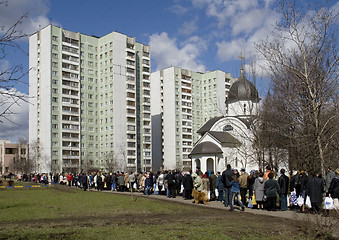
[181, 78, 192, 84]
[62, 67, 79, 75]
[62, 41, 79, 49]
[62, 55, 79, 64]
[142, 71, 150, 77]
[62, 126, 80, 133]
[61, 118, 78, 125]
[126, 63, 135, 70]
[126, 47, 135, 54]
[61, 110, 79, 116]
[127, 110, 135, 118]
[181, 96, 192, 103]
[61, 50, 79, 59]
[126, 54, 135, 61]
[126, 71, 135, 77]
[181, 88, 192, 95]
[62, 59, 80, 67]
[62, 135, 79, 141]
[62, 145, 80, 151]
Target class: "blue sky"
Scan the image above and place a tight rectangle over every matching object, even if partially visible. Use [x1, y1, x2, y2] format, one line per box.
[0, 0, 338, 142]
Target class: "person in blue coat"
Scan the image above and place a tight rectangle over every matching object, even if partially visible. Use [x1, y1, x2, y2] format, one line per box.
[229, 175, 245, 211]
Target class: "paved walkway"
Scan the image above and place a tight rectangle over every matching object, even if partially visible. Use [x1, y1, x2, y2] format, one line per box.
[91, 189, 328, 222]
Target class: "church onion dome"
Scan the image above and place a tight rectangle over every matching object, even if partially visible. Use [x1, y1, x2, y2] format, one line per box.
[227, 71, 259, 102]
[197, 116, 223, 135]
[189, 141, 223, 157]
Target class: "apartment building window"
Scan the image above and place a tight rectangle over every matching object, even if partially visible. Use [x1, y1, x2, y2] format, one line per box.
[52, 124, 58, 129]
[52, 62, 58, 67]
[88, 45, 93, 50]
[52, 53, 58, 59]
[52, 35, 58, 41]
[52, 97, 58, 102]
[52, 44, 58, 50]
[52, 79, 58, 84]
[88, 53, 93, 59]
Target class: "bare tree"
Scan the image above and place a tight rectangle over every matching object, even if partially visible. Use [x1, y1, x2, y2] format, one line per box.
[12, 137, 32, 173]
[104, 151, 117, 173]
[0, 3, 29, 123]
[29, 140, 50, 173]
[256, 0, 339, 176]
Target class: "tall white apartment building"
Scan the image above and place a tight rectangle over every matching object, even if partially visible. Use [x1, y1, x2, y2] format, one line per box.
[151, 67, 236, 170]
[29, 25, 151, 173]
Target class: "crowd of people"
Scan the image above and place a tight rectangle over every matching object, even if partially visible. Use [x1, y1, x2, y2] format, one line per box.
[16, 165, 339, 214]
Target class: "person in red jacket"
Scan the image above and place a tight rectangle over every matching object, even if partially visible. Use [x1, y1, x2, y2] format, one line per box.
[67, 173, 73, 187]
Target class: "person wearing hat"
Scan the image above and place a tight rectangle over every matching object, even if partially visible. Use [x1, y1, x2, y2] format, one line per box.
[202, 173, 210, 199]
[239, 168, 248, 206]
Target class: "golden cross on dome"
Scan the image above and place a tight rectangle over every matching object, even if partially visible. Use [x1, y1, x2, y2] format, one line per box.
[238, 52, 245, 74]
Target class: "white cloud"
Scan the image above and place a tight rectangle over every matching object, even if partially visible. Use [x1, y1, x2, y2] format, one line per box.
[168, 3, 188, 16]
[178, 19, 198, 36]
[149, 32, 206, 72]
[0, 0, 52, 37]
[215, 6, 279, 65]
[0, 89, 29, 142]
[0, 60, 11, 73]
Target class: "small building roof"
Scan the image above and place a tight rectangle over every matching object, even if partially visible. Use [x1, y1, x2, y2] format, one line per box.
[208, 131, 241, 146]
[197, 116, 223, 135]
[189, 141, 223, 157]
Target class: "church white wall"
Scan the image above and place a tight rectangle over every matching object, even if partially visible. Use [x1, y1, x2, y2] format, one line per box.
[228, 100, 258, 118]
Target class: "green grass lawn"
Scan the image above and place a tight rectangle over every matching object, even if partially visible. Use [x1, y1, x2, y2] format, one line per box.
[0, 186, 330, 240]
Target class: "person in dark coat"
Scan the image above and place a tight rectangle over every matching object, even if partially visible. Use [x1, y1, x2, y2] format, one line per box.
[215, 172, 224, 202]
[81, 173, 88, 191]
[182, 171, 193, 200]
[165, 170, 176, 198]
[299, 170, 308, 212]
[247, 171, 256, 200]
[328, 169, 339, 210]
[290, 170, 301, 197]
[175, 171, 183, 196]
[145, 174, 153, 196]
[209, 171, 217, 201]
[307, 172, 324, 213]
[278, 169, 289, 211]
[325, 168, 336, 196]
[222, 164, 233, 207]
[264, 172, 280, 211]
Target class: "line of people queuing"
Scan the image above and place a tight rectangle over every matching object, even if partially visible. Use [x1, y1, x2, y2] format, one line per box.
[16, 166, 339, 213]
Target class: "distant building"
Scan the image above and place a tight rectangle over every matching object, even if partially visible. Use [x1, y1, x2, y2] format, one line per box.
[151, 67, 236, 170]
[0, 140, 29, 175]
[29, 25, 151, 173]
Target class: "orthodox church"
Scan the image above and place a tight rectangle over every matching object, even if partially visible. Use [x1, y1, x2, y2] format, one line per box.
[189, 69, 260, 173]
